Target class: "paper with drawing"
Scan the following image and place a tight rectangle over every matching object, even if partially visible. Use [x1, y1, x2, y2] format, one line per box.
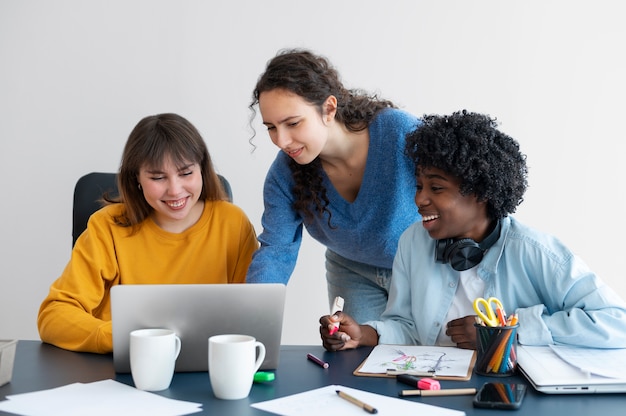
[355, 345, 475, 379]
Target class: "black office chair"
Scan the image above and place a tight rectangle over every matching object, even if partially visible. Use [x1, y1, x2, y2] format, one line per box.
[72, 172, 233, 246]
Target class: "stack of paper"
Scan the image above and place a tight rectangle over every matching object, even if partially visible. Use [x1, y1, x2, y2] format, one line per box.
[550, 345, 626, 378]
[0, 379, 202, 416]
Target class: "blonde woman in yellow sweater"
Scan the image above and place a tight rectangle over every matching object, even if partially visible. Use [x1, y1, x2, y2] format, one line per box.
[38, 113, 259, 353]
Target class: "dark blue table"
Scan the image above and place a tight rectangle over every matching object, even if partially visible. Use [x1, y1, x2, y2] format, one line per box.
[1, 341, 625, 415]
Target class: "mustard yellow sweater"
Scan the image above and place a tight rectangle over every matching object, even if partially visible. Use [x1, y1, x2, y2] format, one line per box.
[37, 201, 258, 353]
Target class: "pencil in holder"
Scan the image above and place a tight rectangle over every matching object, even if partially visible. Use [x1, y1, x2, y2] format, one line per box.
[474, 323, 518, 376]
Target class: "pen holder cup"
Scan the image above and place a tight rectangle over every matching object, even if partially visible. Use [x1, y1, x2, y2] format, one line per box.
[0, 340, 18, 387]
[474, 324, 518, 376]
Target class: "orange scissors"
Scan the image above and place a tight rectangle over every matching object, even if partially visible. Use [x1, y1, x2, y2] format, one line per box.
[473, 297, 506, 327]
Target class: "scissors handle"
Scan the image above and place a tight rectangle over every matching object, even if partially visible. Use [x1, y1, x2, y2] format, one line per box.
[473, 297, 506, 327]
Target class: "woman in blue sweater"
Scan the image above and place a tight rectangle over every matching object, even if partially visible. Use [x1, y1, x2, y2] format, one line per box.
[246, 49, 421, 322]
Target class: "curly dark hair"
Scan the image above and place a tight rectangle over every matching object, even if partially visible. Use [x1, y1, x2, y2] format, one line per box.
[405, 110, 528, 220]
[250, 48, 396, 224]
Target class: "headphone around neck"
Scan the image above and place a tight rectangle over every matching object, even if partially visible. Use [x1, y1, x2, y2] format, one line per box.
[435, 220, 502, 271]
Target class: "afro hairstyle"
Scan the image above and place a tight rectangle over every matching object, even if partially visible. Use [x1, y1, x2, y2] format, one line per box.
[405, 110, 528, 220]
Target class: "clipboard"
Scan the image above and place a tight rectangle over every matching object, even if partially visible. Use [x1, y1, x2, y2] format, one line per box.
[353, 344, 476, 381]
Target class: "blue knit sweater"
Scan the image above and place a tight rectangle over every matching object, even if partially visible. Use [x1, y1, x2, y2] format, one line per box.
[246, 108, 421, 284]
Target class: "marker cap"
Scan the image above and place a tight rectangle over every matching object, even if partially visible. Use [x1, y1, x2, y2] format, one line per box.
[418, 378, 441, 390]
[253, 371, 275, 383]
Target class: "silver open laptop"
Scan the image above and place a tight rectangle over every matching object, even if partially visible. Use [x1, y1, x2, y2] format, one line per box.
[111, 283, 286, 373]
[517, 345, 626, 394]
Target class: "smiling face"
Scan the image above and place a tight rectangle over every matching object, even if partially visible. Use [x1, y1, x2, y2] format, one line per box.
[415, 166, 491, 242]
[258, 88, 335, 165]
[137, 156, 204, 232]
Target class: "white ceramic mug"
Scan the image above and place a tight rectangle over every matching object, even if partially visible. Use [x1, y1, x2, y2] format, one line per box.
[208, 334, 266, 400]
[130, 328, 181, 391]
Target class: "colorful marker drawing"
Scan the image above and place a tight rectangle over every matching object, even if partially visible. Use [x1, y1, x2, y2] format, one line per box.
[391, 349, 417, 370]
[386, 349, 451, 373]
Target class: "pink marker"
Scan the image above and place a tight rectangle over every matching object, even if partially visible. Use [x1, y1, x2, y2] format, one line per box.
[418, 378, 441, 390]
[329, 296, 344, 335]
[307, 353, 330, 369]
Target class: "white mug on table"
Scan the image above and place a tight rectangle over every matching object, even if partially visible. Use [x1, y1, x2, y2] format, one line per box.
[208, 334, 266, 400]
[130, 328, 181, 391]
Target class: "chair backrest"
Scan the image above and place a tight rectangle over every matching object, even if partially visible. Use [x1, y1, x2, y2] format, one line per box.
[72, 172, 233, 247]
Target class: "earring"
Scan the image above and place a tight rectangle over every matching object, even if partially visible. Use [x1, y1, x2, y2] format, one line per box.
[138, 183, 142, 190]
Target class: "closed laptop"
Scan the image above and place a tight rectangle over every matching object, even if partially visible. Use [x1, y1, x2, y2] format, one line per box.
[517, 345, 626, 394]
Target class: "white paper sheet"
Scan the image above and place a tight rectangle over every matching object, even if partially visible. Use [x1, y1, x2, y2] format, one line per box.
[251, 384, 465, 416]
[0, 379, 202, 416]
[550, 345, 626, 379]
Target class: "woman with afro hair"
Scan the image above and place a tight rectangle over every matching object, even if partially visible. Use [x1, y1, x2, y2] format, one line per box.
[320, 110, 626, 351]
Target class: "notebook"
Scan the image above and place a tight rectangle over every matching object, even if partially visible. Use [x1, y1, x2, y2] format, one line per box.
[110, 283, 286, 373]
[517, 345, 626, 394]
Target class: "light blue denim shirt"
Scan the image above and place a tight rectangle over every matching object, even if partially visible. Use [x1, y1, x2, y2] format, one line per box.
[367, 216, 626, 348]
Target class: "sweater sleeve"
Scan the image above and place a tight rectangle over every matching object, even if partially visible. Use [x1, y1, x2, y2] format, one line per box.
[37, 209, 119, 353]
[246, 154, 304, 284]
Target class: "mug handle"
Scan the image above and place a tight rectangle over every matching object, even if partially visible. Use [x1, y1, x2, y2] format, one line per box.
[174, 336, 182, 360]
[253, 341, 266, 372]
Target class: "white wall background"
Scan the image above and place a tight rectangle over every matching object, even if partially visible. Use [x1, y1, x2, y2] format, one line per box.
[1, 0, 625, 346]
